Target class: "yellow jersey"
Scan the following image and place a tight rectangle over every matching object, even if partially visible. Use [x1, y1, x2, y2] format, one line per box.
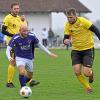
[64, 17, 94, 51]
[3, 14, 22, 44]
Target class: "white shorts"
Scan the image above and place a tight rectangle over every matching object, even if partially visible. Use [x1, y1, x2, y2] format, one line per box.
[16, 57, 33, 72]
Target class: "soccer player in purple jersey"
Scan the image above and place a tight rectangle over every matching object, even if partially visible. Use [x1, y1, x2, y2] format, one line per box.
[6, 25, 58, 87]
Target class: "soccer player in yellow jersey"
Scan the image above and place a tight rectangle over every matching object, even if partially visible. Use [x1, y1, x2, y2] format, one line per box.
[2, 2, 39, 88]
[63, 8, 100, 93]
[2, 2, 21, 88]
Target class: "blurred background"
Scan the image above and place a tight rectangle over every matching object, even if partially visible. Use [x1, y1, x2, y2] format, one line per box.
[0, 0, 100, 49]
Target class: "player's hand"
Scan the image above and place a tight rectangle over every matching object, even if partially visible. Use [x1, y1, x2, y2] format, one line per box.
[63, 39, 70, 45]
[49, 53, 58, 58]
[9, 57, 15, 65]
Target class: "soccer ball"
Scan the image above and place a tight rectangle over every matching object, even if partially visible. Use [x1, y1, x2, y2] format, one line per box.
[20, 86, 32, 98]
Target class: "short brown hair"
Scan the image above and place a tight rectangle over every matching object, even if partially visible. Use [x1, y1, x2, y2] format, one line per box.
[66, 8, 76, 16]
[11, 2, 19, 8]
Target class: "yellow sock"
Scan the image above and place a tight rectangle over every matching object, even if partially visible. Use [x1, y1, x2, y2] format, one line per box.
[77, 75, 91, 89]
[7, 64, 15, 83]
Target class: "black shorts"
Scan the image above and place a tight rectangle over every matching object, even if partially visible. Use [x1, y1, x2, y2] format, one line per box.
[71, 48, 94, 68]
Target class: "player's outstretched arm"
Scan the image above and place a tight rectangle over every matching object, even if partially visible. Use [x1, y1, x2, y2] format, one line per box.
[49, 53, 58, 58]
[36, 42, 58, 58]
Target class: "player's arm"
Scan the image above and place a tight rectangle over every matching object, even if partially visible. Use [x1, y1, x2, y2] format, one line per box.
[6, 37, 15, 64]
[89, 24, 100, 40]
[36, 42, 58, 58]
[6, 45, 15, 65]
[2, 25, 14, 37]
[81, 18, 100, 40]
[63, 23, 71, 45]
[63, 35, 71, 45]
[6, 46, 12, 60]
[31, 33, 57, 58]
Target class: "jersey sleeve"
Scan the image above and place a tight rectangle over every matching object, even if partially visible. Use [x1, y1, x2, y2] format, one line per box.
[3, 16, 9, 27]
[34, 35, 39, 44]
[8, 37, 15, 48]
[31, 33, 39, 44]
[80, 17, 92, 29]
[64, 22, 71, 35]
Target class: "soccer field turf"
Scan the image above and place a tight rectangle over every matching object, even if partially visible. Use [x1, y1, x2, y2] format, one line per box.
[0, 48, 100, 100]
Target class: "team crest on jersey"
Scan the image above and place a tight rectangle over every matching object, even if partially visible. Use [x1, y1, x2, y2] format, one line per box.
[69, 29, 81, 34]
[27, 40, 31, 44]
[70, 30, 74, 33]
[13, 24, 16, 28]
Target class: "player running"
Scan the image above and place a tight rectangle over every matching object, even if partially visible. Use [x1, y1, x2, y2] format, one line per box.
[63, 8, 100, 93]
[2, 2, 22, 88]
[6, 24, 58, 87]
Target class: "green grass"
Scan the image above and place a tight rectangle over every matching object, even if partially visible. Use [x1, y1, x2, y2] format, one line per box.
[0, 48, 100, 100]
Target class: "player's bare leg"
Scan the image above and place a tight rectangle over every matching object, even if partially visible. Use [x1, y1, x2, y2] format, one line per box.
[26, 71, 40, 87]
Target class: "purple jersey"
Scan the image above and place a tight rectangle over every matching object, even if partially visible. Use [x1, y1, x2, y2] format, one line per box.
[8, 32, 39, 60]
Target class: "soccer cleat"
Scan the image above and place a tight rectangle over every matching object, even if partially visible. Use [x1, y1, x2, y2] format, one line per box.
[89, 70, 94, 83]
[85, 87, 93, 94]
[29, 80, 40, 87]
[6, 82, 15, 88]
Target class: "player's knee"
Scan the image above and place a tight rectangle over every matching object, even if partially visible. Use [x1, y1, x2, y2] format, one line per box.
[10, 63, 16, 66]
[74, 71, 81, 76]
[83, 68, 92, 77]
[10, 61, 16, 66]
[19, 70, 26, 75]
[19, 71, 25, 75]
[83, 71, 91, 77]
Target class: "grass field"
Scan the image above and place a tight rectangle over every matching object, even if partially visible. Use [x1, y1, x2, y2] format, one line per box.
[0, 48, 100, 100]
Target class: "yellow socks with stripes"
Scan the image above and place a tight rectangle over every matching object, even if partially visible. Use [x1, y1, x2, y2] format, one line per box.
[77, 75, 91, 89]
[7, 64, 15, 83]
